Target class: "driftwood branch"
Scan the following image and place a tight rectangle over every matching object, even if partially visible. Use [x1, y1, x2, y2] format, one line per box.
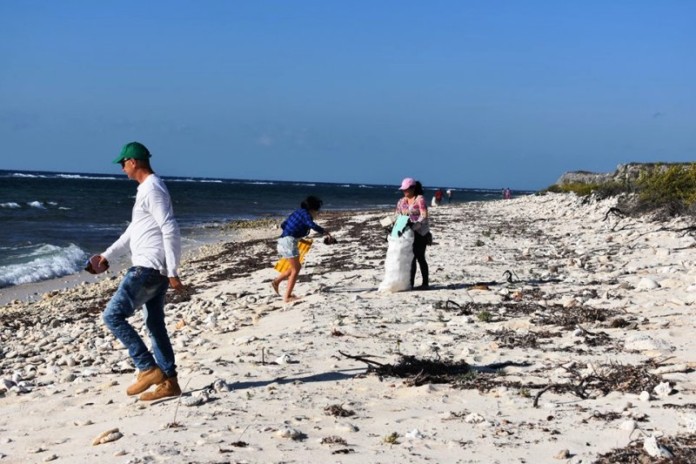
[338, 351, 385, 368]
[603, 207, 626, 222]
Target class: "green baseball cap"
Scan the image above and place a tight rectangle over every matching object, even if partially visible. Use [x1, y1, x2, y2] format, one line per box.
[113, 141, 152, 164]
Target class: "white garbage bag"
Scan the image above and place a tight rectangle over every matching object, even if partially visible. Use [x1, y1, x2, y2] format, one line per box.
[379, 228, 414, 292]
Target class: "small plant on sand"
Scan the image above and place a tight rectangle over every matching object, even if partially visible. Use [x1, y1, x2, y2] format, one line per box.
[482, 230, 491, 238]
[383, 432, 400, 444]
[519, 387, 531, 398]
[477, 311, 493, 323]
[475, 239, 485, 247]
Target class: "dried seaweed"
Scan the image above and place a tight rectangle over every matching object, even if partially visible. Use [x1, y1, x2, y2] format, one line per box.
[531, 305, 618, 329]
[489, 328, 560, 349]
[324, 404, 355, 417]
[340, 352, 538, 393]
[533, 362, 664, 407]
[594, 433, 696, 463]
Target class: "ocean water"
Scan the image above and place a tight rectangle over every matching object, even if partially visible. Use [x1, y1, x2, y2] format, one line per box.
[0, 169, 507, 289]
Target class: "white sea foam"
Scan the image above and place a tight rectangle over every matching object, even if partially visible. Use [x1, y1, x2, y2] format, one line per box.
[1, 202, 21, 208]
[11, 173, 47, 178]
[0, 243, 87, 288]
[56, 174, 118, 180]
[27, 201, 46, 209]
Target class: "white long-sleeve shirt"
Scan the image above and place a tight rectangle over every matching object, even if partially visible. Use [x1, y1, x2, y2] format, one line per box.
[102, 174, 181, 278]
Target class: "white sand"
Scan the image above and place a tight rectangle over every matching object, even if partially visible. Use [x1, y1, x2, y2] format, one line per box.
[2, 193, 696, 463]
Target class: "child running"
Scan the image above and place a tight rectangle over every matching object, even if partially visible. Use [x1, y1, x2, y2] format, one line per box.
[272, 195, 332, 303]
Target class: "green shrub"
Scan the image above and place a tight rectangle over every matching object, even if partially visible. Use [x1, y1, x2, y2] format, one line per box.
[545, 182, 603, 196]
[545, 181, 629, 198]
[636, 164, 696, 209]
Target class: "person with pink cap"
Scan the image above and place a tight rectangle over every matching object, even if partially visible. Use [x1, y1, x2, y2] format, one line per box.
[395, 177, 430, 289]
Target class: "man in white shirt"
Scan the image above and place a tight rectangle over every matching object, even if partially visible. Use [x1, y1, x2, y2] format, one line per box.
[96, 141, 184, 401]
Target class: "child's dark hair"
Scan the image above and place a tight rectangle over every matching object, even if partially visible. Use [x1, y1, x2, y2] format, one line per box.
[301, 195, 323, 211]
[414, 181, 424, 196]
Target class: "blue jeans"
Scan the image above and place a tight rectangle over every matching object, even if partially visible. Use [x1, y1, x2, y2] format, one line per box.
[103, 266, 176, 378]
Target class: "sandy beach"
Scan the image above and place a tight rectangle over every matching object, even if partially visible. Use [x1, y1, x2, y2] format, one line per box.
[2, 193, 696, 463]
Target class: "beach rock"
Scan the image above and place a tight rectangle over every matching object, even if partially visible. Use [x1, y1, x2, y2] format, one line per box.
[637, 278, 660, 290]
[643, 435, 674, 459]
[405, 428, 424, 439]
[464, 413, 485, 424]
[639, 391, 651, 402]
[619, 420, 636, 431]
[92, 428, 123, 446]
[624, 334, 672, 353]
[182, 390, 209, 407]
[653, 382, 673, 398]
[277, 426, 303, 440]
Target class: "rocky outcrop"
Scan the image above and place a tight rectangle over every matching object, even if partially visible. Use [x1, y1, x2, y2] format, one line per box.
[556, 162, 692, 186]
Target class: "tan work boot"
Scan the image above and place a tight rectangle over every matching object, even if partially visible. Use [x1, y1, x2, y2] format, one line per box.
[139, 377, 182, 401]
[125, 367, 166, 396]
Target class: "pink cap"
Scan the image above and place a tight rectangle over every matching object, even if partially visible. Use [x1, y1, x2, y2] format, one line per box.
[399, 177, 416, 190]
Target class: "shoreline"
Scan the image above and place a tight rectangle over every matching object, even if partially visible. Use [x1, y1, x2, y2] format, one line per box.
[2, 194, 696, 463]
[0, 217, 283, 307]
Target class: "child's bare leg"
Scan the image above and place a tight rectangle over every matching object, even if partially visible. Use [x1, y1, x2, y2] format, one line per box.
[284, 258, 301, 302]
[272, 269, 291, 295]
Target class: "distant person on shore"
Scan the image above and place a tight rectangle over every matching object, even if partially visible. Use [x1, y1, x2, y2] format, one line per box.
[272, 195, 332, 303]
[396, 178, 430, 289]
[503, 187, 512, 200]
[434, 188, 444, 206]
[91, 141, 185, 402]
[446, 189, 453, 203]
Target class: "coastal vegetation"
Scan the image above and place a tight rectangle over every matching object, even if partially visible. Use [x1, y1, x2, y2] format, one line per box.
[545, 162, 696, 217]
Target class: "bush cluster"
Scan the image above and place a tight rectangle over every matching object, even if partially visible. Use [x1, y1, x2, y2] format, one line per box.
[545, 163, 696, 217]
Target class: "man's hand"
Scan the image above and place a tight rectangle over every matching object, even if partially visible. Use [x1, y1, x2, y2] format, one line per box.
[169, 276, 184, 292]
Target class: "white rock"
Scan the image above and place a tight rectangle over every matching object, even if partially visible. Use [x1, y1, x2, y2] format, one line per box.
[643, 435, 674, 459]
[637, 278, 660, 290]
[683, 414, 696, 432]
[639, 391, 651, 402]
[653, 382, 673, 398]
[335, 423, 359, 433]
[277, 426, 302, 439]
[624, 334, 672, 353]
[464, 413, 485, 424]
[212, 379, 230, 392]
[619, 420, 636, 431]
[405, 428, 424, 439]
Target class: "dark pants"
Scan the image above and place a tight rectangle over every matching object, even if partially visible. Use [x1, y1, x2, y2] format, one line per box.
[410, 232, 429, 288]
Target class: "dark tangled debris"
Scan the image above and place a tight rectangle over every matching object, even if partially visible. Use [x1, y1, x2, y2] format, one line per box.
[533, 361, 665, 408]
[339, 351, 535, 391]
[489, 328, 561, 349]
[594, 433, 696, 463]
[324, 404, 355, 417]
[194, 238, 278, 282]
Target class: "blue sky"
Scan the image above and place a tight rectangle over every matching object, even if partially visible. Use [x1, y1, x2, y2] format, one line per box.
[1, 1, 694, 190]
